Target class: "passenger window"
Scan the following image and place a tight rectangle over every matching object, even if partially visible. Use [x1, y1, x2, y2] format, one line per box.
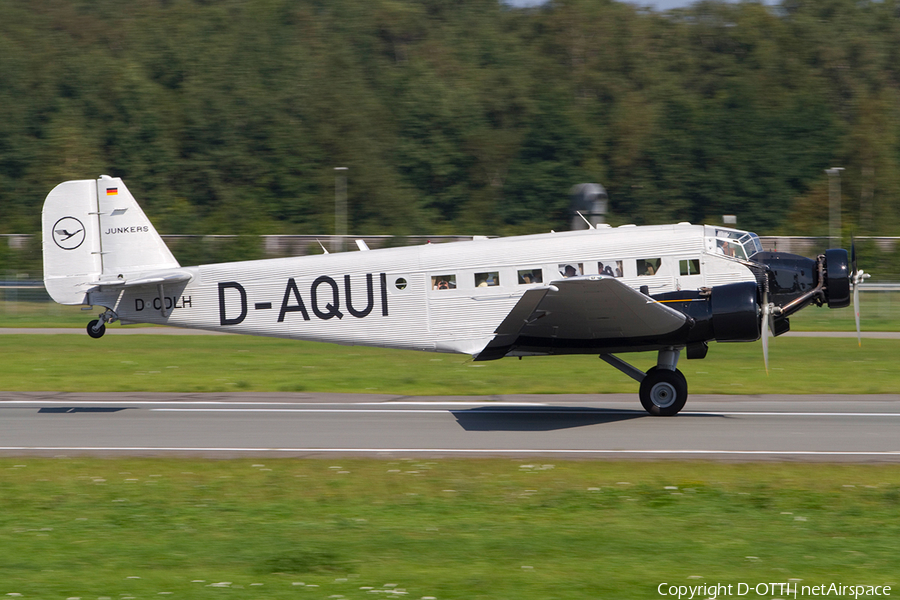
[679, 259, 700, 276]
[475, 272, 500, 287]
[431, 275, 456, 290]
[637, 258, 660, 276]
[518, 269, 543, 284]
[598, 261, 623, 278]
[558, 263, 583, 278]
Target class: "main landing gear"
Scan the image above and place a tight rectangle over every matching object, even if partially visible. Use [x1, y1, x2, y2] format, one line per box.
[599, 347, 688, 416]
[86, 309, 118, 339]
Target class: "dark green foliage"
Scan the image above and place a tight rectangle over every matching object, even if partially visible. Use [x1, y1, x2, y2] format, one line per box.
[2, 0, 900, 238]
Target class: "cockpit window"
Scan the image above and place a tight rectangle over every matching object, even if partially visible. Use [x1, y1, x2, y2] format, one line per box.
[741, 232, 763, 256]
[717, 239, 743, 259]
[713, 228, 761, 260]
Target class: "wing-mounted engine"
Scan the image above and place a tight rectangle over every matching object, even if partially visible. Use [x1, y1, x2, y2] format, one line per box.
[708, 281, 761, 342]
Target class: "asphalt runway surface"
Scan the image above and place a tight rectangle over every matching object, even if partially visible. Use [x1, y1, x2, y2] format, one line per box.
[3, 328, 898, 461]
[2, 392, 899, 461]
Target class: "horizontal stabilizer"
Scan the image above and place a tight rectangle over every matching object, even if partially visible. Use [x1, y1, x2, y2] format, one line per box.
[89, 269, 193, 288]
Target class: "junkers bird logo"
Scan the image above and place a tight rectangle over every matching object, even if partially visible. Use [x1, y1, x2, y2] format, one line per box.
[52, 217, 86, 250]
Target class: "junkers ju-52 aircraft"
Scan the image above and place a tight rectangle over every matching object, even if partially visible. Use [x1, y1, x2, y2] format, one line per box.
[43, 176, 867, 416]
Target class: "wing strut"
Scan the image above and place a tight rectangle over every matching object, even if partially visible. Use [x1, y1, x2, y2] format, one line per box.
[599, 354, 646, 383]
[157, 283, 170, 318]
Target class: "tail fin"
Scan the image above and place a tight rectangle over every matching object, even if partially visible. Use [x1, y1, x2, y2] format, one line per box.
[42, 176, 180, 305]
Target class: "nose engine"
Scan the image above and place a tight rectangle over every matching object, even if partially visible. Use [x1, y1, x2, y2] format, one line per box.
[753, 248, 851, 317]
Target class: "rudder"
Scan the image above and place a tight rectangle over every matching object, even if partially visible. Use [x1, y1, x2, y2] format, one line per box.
[42, 175, 180, 305]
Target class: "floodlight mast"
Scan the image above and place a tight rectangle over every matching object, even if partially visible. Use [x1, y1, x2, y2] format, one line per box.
[825, 167, 844, 249]
[334, 167, 348, 253]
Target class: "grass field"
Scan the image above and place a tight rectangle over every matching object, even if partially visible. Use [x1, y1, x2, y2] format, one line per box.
[0, 459, 898, 599]
[3, 302, 898, 599]
[0, 333, 897, 395]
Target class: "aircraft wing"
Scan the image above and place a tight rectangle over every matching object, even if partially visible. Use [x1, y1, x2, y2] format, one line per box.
[475, 276, 689, 360]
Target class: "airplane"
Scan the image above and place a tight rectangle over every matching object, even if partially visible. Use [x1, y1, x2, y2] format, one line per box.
[42, 176, 868, 416]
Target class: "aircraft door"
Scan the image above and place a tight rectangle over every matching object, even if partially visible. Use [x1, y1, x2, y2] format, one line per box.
[675, 257, 703, 292]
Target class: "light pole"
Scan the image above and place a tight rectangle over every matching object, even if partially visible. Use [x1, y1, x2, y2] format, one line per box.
[825, 167, 844, 249]
[334, 167, 348, 252]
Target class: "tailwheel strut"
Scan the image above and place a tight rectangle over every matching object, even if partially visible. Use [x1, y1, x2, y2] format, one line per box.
[86, 309, 118, 339]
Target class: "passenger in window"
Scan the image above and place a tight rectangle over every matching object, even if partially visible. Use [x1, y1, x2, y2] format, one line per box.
[615, 261, 623, 277]
[638, 259, 657, 276]
[433, 276, 455, 290]
[561, 264, 579, 278]
[476, 272, 499, 287]
[519, 269, 543, 284]
[599, 261, 614, 277]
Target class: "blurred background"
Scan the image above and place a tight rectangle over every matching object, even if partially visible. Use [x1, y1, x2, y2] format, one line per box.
[2, 0, 900, 284]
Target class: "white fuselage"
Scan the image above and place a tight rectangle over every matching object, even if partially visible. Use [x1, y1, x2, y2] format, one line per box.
[92, 224, 758, 355]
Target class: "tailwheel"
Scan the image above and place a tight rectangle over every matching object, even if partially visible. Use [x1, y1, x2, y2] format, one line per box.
[639, 367, 688, 416]
[86, 319, 106, 339]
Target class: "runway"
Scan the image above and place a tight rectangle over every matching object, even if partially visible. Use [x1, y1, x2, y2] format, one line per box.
[2, 392, 899, 461]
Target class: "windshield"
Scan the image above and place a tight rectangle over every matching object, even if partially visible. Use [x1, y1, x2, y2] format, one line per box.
[708, 227, 762, 260]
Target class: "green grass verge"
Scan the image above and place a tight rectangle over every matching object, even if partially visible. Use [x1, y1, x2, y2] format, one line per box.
[0, 334, 897, 395]
[0, 459, 897, 598]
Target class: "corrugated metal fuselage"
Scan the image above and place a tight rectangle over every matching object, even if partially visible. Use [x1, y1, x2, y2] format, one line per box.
[90, 224, 757, 356]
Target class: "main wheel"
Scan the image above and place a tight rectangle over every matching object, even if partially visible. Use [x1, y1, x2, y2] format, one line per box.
[639, 367, 688, 416]
[86, 319, 106, 339]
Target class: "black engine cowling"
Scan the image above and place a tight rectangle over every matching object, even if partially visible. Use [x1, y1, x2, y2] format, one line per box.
[753, 249, 850, 312]
[709, 281, 760, 342]
[824, 249, 850, 308]
[752, 251, 816, 308]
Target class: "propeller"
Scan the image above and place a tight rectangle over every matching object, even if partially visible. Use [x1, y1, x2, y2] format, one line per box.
[761, 291, 770, 374]
[760, 278, 777, 374]
[850, 239, 870, 347]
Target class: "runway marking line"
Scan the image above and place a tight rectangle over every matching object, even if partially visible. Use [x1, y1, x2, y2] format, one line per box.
[3, 399, 900, 417]
[147, 408, 900, 417]
[0, 447, 899, 457]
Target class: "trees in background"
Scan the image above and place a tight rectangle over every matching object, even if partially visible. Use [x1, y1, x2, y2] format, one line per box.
[2, 0, 900, 243]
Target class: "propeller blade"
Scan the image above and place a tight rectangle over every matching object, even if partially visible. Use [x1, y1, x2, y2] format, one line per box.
[761, 288, 770, 374]
[849, 239, 869, 347]
[854, 282, 861, 347]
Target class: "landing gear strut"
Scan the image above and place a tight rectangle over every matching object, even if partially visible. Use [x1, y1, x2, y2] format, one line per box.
[600, 347, 688, 416]
[86, 309, 118, 339]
